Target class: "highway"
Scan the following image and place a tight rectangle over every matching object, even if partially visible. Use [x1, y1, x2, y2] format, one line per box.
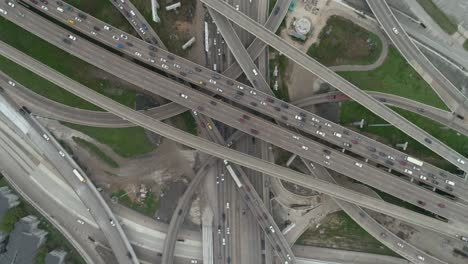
[0, 96, 139, 263]
[2, 4, 468, 227]
[2, 41, 468, 240]
[199, 0, 468, 172]
[292, 91, 468, 137]
[18, 0, 468, 199]
[366, 0, 467, 115]
[108, 0, 166, 48]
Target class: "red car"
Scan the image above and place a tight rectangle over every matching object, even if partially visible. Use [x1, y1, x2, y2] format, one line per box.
[437, 203, 446, 208]
[417, 200, 426, 206]
[250, 129, 259, 135]
[238, 118, 245, 124]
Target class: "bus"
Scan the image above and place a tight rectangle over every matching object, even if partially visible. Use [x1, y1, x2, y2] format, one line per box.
[72, 169, 87, 183]
[405, 156, 424, 167]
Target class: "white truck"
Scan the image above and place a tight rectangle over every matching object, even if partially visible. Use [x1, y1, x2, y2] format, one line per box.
[73, 169, 87, 183]
[405, 156, 424, 167]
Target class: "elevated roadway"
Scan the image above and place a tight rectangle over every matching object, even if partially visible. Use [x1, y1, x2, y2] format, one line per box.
[108, 0, 166, 48]
[2, 6, 468, 227]
[366, 0, 468, 116]
[199, 0, 468, 172]
[15, 0, 468, 200]
[1, 41, 467, 239]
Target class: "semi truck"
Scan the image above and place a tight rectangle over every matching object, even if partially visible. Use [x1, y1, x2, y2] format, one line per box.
[405, 156, 424, 167]
[73, 169, 87, 183]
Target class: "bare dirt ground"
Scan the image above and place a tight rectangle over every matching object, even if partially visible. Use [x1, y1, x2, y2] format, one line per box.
[40, 118, 196, 194]
[185, 0, 206, 65]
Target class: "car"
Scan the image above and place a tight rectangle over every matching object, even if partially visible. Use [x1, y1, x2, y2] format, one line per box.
[367, 147, 376, 152]
[174, 64, 181, 69]
[445, 180, 455, 186]
[7, 80, 15, 86]
[167, 55, 175, 60]
[417, 255, 424, 261]
[237, 85, 244, 90]
[250, 90, 257, 95]
[404, 169, 412, 175]
[351, 139, 359, 144]
[316, 131, 325, 137]
[209, 79, 216, 84]
[222, 238, 226, 245]
[324, 122, 331, 127]
[91, 31, 97, 35]
[207, 123, 213, 130]
[397, 242, 404, 248]
[333, 132, 342, 138]
[238, 118, 245, 124]
[420, 175, 427, 180]
[260, 101, 267, 106]
[56, 6, 63, 12]
[120, 34, 128, 39]
[266, 97, 275, 103]
[103, 25, 111, 31]
[77, 219, 85, 225]
[179, 93, 188, 99]
[324, 160, 330, 166]
[77, 13, 87, 19]
[387, 155, 395, 160]
[109, 219, 116, 226]
[281, 102, 289, 109]
[250, 129, 259, 135]
[292, 135, 300, 140]
[273, 106, 281, 111]
[40, 5, 48, 10]
[294, 115, 303, 121]
[457, 158, 465, 164]
[250, 102, 258, 107]
[42, 134, 50, 141]
[417, 200, 426, 206]
[301, 146, 309, 150]
[235, 4, 239, 10]
[162, 64, 169, 70]
[353, 162, 363, 168]
[378, 152, 386, 157]
[68, 34, 77, 41]
[59, 151, 65, 157]
[74, 16, 82, 22]
[324, 155, 331, 160]
[392, 27, 399, 34]
[210, 101, 217, 106]
[134, 51, 142, 57]
[252, 69, 258, 76]
[445, 186, 453, 192]
[343, 142, 351, 148]
[437, 203, 446, 208]
[311, 117, 319, 123]
[380, 232, 387, 238]
[112, 35, 119, 40]
[281, 115, 288, 121]
[269, 226, 275, 233]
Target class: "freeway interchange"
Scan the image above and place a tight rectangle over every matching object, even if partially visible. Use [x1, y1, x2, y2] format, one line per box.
[0, 0, 467, 263]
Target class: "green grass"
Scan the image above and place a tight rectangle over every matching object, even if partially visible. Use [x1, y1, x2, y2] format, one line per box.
[307, 16, 383, 66]
[64, 123, 155, 158]
[112, 189, 160, 216]
[464, 39, 468, 51]
[73, 137, 119, 168]
[339, 48, 448, 110]
[269, 0, 278, 14]
[171, 111, 198, 135]
[269, 48, 290, 101]
[131, 0, 195, 56]
[373, 189, 432, 217]
[340, 102, 467, 171]
[297, 211, 397, 256]
[0, 177, 8, 187]
[416, 0, 458, 34]
[0, 17, 138, 109]
[0, 206, 28, 233]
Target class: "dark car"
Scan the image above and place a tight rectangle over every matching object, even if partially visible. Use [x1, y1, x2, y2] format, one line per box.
[212, 74, 221, 80]
[323, 149, 331, 155]
[238, 118, 245, 124]
[378, 152, 386, 157]
[180, 72, 187, 76]
[148, 45, 157, 51]
[367, 147, 376, 152]
[299, 112, 306, 118]
[250, 129, 259, 135]
[266, 97, 275, 103]
[281, 115, 288, 121]
[62, 38, 72, 45]
[195, 67, 202, 72]
[237, 91, 244, 96]
[210, 101, 217, 106]
[226, 80, 234, 85]
[343, 130, 350, 135]
[197, 106, 205, 112]
[417, 200, 426, 206]
[250, 102, 258, 107]
[77, 13, 87, 19]
[385, 160, 394, 166]
[126, 42, 134, 47]
[93, 26, 101, 32]
[437, 203, 446, 208]
[273, 6, 280, 15]
[424, 138, 432, 144]
[149, 52, 156, 57]
[242, 114, 250, 120]
[281, 102, 289, 109]
[167, 55, 175, 60]
[56, 1, 63, 6]
[273, 106, 281, 111]
[439, 172, 447, 178]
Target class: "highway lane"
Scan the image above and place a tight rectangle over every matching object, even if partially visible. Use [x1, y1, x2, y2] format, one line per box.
[366, 0, 467, 115]
[108, 0, 166, 48]
[2, 41, 468, 240]
[0, 95, 139, 263]
[292, 91, 468, 137]
[2, 7, 467, 226]
[200, 0, 468, 172]
[21, 0, 468, 198]
[16, 1, 468, 201]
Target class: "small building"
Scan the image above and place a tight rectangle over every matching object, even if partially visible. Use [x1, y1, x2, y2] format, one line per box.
[0, 186, 20, 220]
[0, 215, 48, 263]
[45, 249, 67, 264]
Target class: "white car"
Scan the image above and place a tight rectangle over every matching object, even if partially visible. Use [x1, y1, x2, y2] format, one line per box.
[260, 101, 267, 106]
[311, 117, 320, 122]
[59, 151, 65, 157]
[387, 155, 395, 160]
[192, 111, 198, 116]
[77, 219, 85, 225]
[57, 7, 63, 12]
[42, 134, 50, 141]
[216, 88, 223, 93]
[112, 35, 119, 40]
[235, 4, 239, 10]
[237, 85, 244, 90]
[8, 80, 15, 86]
[294, 115, 303, 120]
[250, 90, 257, 95]
[397, 242, 404, 248]
[120, 34, 128, 39]
[269, 226, 275, 233]
[41, 5, 48, 10]
[134, 52, 142, 57]
[324, 160, 330, 166]
[74, 16, 82, 22]
[68, 35, 77, 41]
[333, 132, 342, 138]
[174, 64, 181, 69]
[226, 227, 230, 235]
[419, 175, 427, 180]
[162, 64, 169, 70]
[0, 8, 7, 15]
[445, 180, 455, 186]
[109, 219, 116, 227]
[7, 1, 14, 7]
[316, 131, 325, 137]
[417, 255, 425, 261]
[324, 122, 332, 127]
[301, 145, 309, 150]
[355, 162, 363, 168]
[404, 169, 413, 175]
[209, 79, 216, 84]
[103, 25, 111, 30]
[90, 31, 97, 35]
[392, 27, 399, 34]
[179, 93, 188, 99]
[457, 158, 465, 164]
[130, 10, 136, 16]
[226, 202, 230, 209]
[292, 135, 300, 140]
[324, 155, 331, 160]
[160, 57, 167, 62]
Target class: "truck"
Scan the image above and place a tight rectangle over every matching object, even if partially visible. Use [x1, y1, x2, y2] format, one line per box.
[73, 169, 87, 183]
[282, 222, 296, 235]
[405, 156, 424, 167]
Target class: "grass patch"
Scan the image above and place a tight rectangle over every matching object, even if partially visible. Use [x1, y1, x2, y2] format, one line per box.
[0, 184, 84, 263]
[0, 17, 138, 108]
[269, 49, 290, 101]
[171, 111, 198, 135]
[269, 0, 278, 14]
[340, 101, 467, 171]
[307, 16, 382, 66]
[339, 48, 448, 110]
[73, 137, 119, 168]
[416, 0, 458, 34]
[373, 189, 432, 217]
[131, 0, 195, 56]
[464, 39, 468, 51]
[112, 189, 159, 216]
[0, 177, 8, 187]
[297, 211, 397, 256]
[64, 123, 155, 158]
